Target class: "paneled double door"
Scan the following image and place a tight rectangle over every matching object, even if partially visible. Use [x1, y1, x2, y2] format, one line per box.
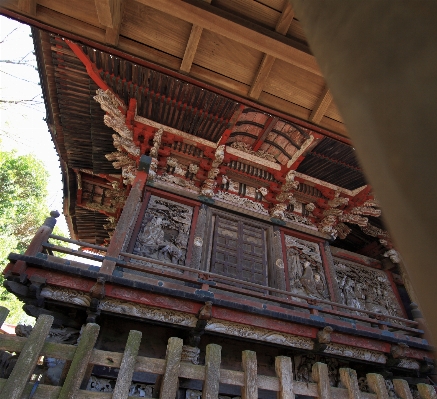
[208, 212, 269, 289]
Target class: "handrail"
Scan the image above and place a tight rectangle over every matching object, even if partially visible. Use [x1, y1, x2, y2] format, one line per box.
[47, 235, 419, 331]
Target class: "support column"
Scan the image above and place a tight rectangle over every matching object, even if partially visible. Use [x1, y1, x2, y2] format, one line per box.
[288, 0, 437, 343]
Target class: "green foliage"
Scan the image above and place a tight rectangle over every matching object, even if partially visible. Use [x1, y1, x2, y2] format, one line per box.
[0, 147, 64, 325]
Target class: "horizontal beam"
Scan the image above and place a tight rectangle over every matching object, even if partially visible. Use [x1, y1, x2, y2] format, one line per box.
[137, 0, 321, 76]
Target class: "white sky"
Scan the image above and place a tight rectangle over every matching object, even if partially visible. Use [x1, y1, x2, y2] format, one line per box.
[0, 15, 69, 235]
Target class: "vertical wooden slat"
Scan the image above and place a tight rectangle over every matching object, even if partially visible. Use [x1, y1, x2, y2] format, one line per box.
[160, 337, 183, 399]
[112, 330, 142, 399]
[340, 368, 361, 399]
[367, 373, 390, 399]
[0, 306, 9, 326]
[393, 379, 413, 399]
[312, 362, 332, 399]
[58, 323, 100, 399]
[202, 344, 222, 399]
[418, 384, 437, 399]
[241, 350, 258, 399]
[0, 314, 53, 399]
[275, 356, 294, 399]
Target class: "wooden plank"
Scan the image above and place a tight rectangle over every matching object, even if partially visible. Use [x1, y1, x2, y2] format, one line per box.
[241, 350, 257, 399]
[95, 0, 113, 26]
[309, 86, 333, 123]
[392, 379, 413, 399]
[312, 362, 332, 399]
[417, 384, 437, 399]
[105, 0, 124, 46]
[275, 356, 294, 399]
[160, 337, 183, 398]
[366, 373, 390, 399]
[202, 344, 222, 399]
[180, 24, 204, 73]
[339, 368, 361, 399]
[253, 116, 279, 150]
[58, 323, 100, 399]
[136, 0, 321, 76]
[17, 0, 36, 15]
[0, 314, 53, 399]
[112, 330, 142, 399]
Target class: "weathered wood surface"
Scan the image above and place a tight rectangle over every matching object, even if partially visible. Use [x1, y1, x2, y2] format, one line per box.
[0, 316, 435, 398]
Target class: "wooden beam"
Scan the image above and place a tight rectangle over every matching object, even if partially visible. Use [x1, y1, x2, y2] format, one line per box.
[136, 0, 320, 76]
[17, 0, 36, 16]
[180, 24, 203, 73]
[252, 116, 279, 151]
[248, 1, 295, 99]
[95, 0, 124, 46]
[309, 86, 333, 123]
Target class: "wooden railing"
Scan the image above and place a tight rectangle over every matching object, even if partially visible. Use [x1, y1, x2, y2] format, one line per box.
[0, 314, 435, 399]
[41, 234, 423, 337]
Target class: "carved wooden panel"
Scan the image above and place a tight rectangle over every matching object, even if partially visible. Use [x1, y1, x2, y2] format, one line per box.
[132, 195, 193, 265]
[333, 258, 404, 321]
[284, 235, 330, 300]
[210, 213, 268, 287]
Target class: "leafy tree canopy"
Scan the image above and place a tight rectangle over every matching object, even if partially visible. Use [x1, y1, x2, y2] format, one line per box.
[0, 146, 63, 325]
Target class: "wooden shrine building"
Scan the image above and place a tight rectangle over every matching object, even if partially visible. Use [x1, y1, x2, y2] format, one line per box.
[0, 1, 436, 398]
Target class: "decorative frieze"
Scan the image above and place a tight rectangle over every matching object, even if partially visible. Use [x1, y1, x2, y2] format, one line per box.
[214, 191, 268, 215]
[334, 258, 404, 321]
[205, 319, 314, 350]
[324, 343, 387, 364]
[41, 286, 91, 307]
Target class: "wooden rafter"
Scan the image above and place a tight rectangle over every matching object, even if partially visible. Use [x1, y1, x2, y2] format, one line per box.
[252, 116, 279, 151]
[309, 86, 333, 124]
[179, 0, 211, 74]
[248, 1, 295, 100]
[137, 0, 319, 76]
[95, 0, 124, 46]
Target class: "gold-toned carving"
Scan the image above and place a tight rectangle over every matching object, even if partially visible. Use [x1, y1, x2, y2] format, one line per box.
[99, 298, 197, 327]
[40, 286, 91, 307]
[205, 319, 314, 350]
[230, 141, 277, 163]
[214, 190, 268, 215]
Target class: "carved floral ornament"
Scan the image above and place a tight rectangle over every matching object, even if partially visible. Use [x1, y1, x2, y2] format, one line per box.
[94, 88, 391, 245]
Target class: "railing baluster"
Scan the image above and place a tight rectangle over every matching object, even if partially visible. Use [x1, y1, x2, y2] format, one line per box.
[202, 344, 222, 399]
[339, 368, 361, 399]
[0, 314, 53, 399]
[112, 330, 142, 399]
[275, 356, 294, 399]
[242, 350, 258, 399]
[58, 323, 100, 399]
[160, 337, 183, 399]
[367, 373, 390, 399]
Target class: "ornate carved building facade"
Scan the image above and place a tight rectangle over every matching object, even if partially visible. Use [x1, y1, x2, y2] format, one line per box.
[1, 1, 435, 397]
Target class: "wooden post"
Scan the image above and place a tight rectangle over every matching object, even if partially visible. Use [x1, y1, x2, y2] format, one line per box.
[417, 384, 437, 399]
[58, 323, 100, 399]
[275, 356, 294, 399]
[339, 368, 361, 399]
[202, 344, 221, 399]
[392, 379, 413, 399]
[0, 314, 53, 399]
[0, 306, 9, 326]
[112, 330, 142, 399]
[241, 350, 258, 399]
[160, 337, 183, 399]
[312, 362, 332, 399]
[11, 211, 59, 275]
[100, 156, 151, 275]
[367, 373, 390, 399]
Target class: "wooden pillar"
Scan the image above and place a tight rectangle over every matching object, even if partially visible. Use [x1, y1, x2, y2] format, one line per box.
[275, 356, 294, 399]
[312, 362, 331, 399]
[100, 156, 151, 275]
[366, 373, 389, 399]
[339, 368, 361, 399]
[288, 0, 437, 342]
[202, 344, 221, 399]
[241, 350, 258, 399]
[160, 337, 183, 398]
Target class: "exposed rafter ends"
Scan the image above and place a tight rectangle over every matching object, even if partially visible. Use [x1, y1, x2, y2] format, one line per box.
[310, 86, 333, 123]
[95, 0, 124, 46]
[137, 0, 321, 76]
[17, 0, 36, 16]
[180, 25, 203, 73]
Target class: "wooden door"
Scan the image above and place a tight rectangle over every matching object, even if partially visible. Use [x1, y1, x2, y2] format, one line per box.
[210, 213, 268, 288]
